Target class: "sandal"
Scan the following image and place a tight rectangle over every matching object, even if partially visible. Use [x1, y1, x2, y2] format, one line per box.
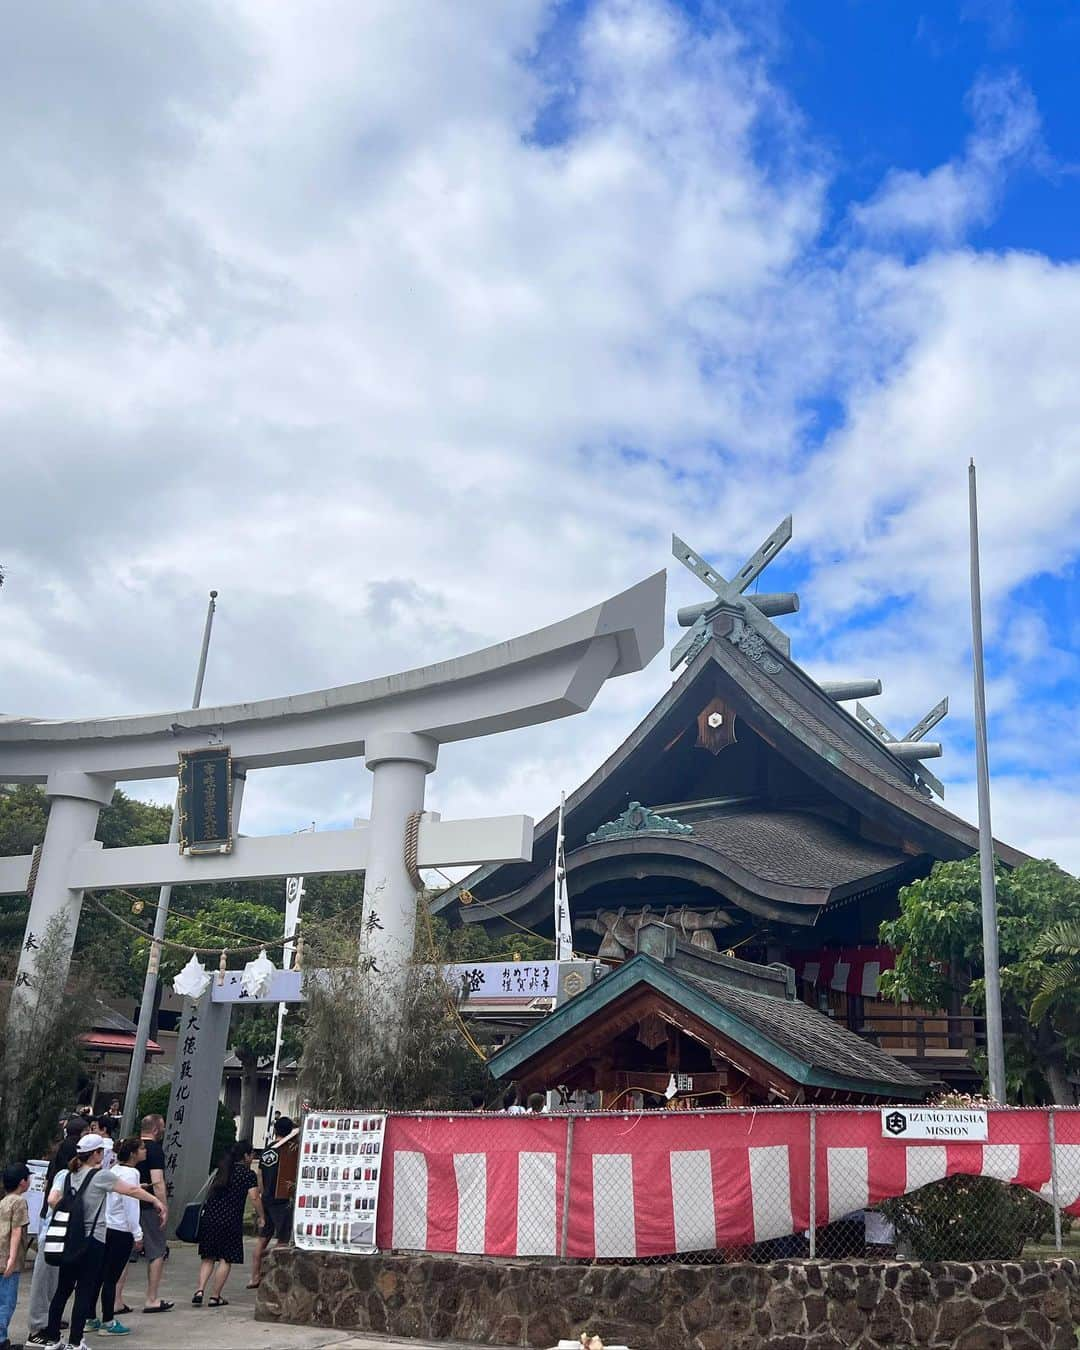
[116, 1305, 133, 1315]
[192, 1291, 204, 1306]
[208, 1296, 229, 1307]
[144, 1301, 174, 1313]
[245, 1281, 261, 1289]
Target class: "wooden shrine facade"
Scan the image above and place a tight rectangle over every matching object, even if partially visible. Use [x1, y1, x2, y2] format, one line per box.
[488, 943, 932, 1107]
[438, 525, 1027, 1089]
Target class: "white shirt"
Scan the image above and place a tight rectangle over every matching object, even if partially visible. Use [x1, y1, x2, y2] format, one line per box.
[105, 1165, 143, 1241]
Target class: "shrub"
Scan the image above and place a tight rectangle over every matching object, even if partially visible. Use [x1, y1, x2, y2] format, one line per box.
[299, 903, 491, 1112]
[0, 916, 95, 1164]
[880, 1175, 1056, 1261]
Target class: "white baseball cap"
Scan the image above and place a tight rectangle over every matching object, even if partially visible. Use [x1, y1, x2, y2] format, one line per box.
[76, 1133, 107, 1155]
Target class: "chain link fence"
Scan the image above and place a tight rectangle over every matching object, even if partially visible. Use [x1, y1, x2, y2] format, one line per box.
[379, 1106, 1080, 1265]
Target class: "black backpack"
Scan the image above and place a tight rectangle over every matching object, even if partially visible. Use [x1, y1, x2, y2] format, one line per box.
[43, 1168, 106, 1267]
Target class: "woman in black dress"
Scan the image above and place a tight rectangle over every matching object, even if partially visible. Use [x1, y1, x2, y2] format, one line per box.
[193, 1141, 264, 1307]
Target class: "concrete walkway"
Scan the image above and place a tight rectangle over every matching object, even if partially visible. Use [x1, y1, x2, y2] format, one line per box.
[9, 1243, 513, 1350]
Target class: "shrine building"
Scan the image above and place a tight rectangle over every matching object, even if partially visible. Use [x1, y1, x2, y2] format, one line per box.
[487, 920, 932, 1106]
[436, 520, 1027, 1094]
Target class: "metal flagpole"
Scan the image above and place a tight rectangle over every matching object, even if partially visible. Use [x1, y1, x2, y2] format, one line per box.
[264, 856, 308, 1138]
[121, 591, 219, 1135]
[554, 791, 573, 962]
[968, 462, 1007, 1104]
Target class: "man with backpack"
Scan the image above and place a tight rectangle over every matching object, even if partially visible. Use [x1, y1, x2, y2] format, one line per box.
[247, 1116, 298, 1290]
[38, 1134, 165, 1350]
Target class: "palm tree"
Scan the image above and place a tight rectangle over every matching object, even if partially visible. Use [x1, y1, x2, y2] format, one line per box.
[1030, 921, 1080, 1022]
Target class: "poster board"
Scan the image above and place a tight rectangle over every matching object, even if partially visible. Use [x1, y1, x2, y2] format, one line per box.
[26, 1160, 49, 1238]
[293, 1110, 385, 1254]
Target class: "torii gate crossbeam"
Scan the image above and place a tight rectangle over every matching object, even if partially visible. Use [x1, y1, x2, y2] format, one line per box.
[0, 569, 665, 1013]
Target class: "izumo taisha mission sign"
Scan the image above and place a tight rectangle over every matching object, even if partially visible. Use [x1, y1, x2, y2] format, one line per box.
[0, 571, 665, 1222]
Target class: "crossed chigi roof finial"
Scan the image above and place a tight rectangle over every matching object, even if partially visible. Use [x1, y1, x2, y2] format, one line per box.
[670, 516, 798, 670]
[670, 516, 949, 798]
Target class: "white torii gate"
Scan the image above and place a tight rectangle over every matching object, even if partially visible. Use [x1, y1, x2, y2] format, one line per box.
[0, 571, 663, 982]
[0, 571, 665, 1210]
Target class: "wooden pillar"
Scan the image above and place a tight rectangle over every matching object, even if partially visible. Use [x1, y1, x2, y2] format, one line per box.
[665, 1024, 680, 1072]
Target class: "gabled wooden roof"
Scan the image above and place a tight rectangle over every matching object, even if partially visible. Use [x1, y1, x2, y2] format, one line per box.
[434, 620, 1025, 931]
[487, 953, 932, 1101]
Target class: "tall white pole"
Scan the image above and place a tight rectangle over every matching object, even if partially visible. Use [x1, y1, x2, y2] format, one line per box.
[554, 791, 573, 962]
[121, 591, 219, 1135]
[264, 858, 308, 1138]
[968, 462, 1007, 1104]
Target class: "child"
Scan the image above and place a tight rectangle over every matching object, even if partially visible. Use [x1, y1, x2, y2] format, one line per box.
[0, 1163, 30, 1350]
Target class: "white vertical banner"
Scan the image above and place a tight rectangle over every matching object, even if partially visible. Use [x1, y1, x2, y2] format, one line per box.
[283, 874, 305, 969]
[554, 791, 573, 962]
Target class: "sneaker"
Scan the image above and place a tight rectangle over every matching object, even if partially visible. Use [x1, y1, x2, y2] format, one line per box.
[100, 1322, 130, 1337]
[85, 1320, 102, 1332]
[25, 1335, 52, 1347]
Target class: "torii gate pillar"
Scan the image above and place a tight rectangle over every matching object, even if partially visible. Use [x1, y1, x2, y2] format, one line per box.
[361, 732, 438, 970]
[14, 772, 115, 1007]
[162, 986, 232, 1228]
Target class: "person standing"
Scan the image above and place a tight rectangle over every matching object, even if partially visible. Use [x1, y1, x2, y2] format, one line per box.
[40, 1133, 165, 1350]
[0, 1164, 30, 1350]
[44, 1121, 86, 1203]
[136, 1115, 172, 1314]
[94, 1138, 146, 1337]
[193, 1141, 263, 1308]
[25, 1121, 85, 1345]
[248, 1118, 296, 1290]
[502, 1086, 526, 1115]
[88, 1120, 116, 1171]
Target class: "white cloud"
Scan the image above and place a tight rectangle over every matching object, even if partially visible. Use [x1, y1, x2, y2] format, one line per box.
[0, 0, 828, 720]
[949, 777, 1080, 875]
[851, 71, 1043, 242]
[2, 2, 1079, 882]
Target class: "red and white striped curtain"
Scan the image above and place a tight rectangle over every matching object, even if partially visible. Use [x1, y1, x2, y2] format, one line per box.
[375, 1108, 1080, 1260]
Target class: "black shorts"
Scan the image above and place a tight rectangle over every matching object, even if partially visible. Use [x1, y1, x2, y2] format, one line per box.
[261, 1198, 292, 1243]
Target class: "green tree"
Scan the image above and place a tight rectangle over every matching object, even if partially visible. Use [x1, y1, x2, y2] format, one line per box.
[0, 784, 48, 856]
[880, 856, 1080, 1104]
[427, 913, 553, 963]
[1030, 920, 1080, 1022]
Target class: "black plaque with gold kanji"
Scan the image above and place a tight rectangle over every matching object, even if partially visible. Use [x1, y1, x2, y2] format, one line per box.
[178, 746, 233, 853]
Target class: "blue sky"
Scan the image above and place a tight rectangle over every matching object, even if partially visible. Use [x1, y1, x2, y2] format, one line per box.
[784, 1, 1080, 254]
[1, 0, 1078, 869]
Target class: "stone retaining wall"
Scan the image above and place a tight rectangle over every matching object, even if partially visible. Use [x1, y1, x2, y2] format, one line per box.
[256, 1249, 1080, 1349]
